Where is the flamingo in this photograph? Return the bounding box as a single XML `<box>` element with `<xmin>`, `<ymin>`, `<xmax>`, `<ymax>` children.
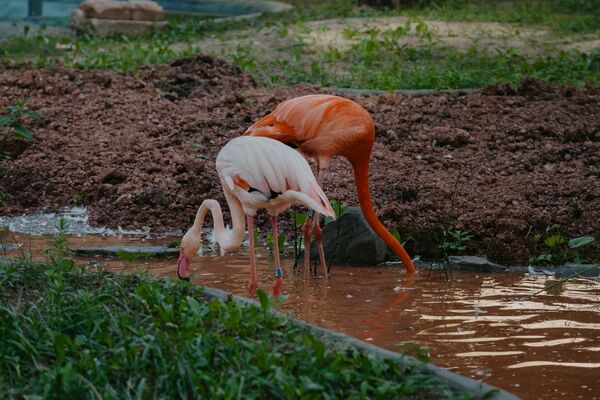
<box><xmin>177</xmin><ymin>136</ymin><xmax>336</xmax><ymax>296</ymax></box>
<box><xmin>244</xmin><ymin>94</ymin><xmax>416</xmax><ymax>274</ymax></box>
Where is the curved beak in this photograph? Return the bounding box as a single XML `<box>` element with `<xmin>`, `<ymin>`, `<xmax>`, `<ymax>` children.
<box><xmin>177</xmin><ymin>248</ymin><xmax>190</xmax><ymax>281</ymax></box>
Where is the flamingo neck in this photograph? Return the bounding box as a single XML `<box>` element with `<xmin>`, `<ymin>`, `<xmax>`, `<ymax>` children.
<box><xmin>352</xmin><ymin>155</ymin><xmax>416</xmax><ymax>274</ymax></box>
<box><xmin>194</xmin><ymin>192</ymin><xmax>246</xmax><ymax>252</ymax></box>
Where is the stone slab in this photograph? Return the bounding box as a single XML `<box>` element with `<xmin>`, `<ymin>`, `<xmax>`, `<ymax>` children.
<box><xmin>80</xmin><ymin>0</ymin><xmax>132</xmax><ymax>20</ymax></box>
<box><xmin>80</xmin><ymin>0</ymin><xmax>164</xmax><ymax>21</ymax></box>
<box><xmin>71</xmin><ymin>9</ymin><xmax>167</xmax><ymax>35</ymax></box>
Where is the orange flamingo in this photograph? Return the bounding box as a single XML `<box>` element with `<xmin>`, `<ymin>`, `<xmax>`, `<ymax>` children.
<box><xmin>244</xmin><ymin>94</ymin><xmax>416</xmax><ymax>274</ymax></box>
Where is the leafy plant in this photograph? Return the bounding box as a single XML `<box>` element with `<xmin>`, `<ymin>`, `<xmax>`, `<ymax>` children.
<box><xmin>0</xmin><ymin>261</ymin><xmax>468</xmax><ymax>399</ymax></box>
<box><xmin>115</xmin><ymin>250</ymin><xmax>153</xmax><ymax>264</ymax></box>
<box><xmin>396</xmin><ymin>342</ymin><xmax>432</xmax><ymax>364</ymax></box>
<box><xmin>0</xmin><ymin>98</ymin><xmax>40</xmax><ymax>159</ymax></box>
<box><xmin>72</xmin><ymin>191</ymin><xmax>86</xmax><ymax>205</ymax></box>
<box><xmin>167</xmin><ymin>240</ymin><xmax>181</xmax><ymax>248</ymax></box>
<box><xmin>529</xmin><ymin>224</ymin><xmax>596</xmax><ymax>265</ymax></box>
<box><xmin>330</xmin><ymin>199</ymin><xmax>348</xmax><ymax>218</ymax></box>
<box><xmin>253</xmin><ymin>227</ymin><xmax>260</xmax><ymax>243</ymax></box>
<box><xmin>266</xmin><ymin>231</ymin><xmax>286</xmax><ymax>254</ymax></box>
<box><xmin>439</xmin><ymin>229</ymin><xmax>473</xmax><ymax>254</ymax></box>
<box><xmin>387</xmin><ymin>231</ymin><xmax>415</xmax><ymax>261</ymax></box>
<box><xmin>44</xmin><ymin>217</ymin><xmax>69</xmax><ymax>264</ymax></box>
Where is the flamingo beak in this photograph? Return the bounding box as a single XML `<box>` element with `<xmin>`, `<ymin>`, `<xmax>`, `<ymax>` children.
<box><xmin>177</xmin><ymin>248</ymin><xmax>190</xmax><ymax>281</ymax></box>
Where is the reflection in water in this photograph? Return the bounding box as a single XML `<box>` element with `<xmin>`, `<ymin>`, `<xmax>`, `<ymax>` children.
<box><xmin>3</xmin><ymin>233</ymin><xmax>600</xmax><ymax>400</ymax></box>
<box><xmin>520</xmin><ymin>320</ymin><xmax>600</xmax><ymax>330</ymax></box>
<box><xmin>456</xmin><ymin>351</ymin><xmax>524</xmax><ymax>357</ymax></box>
<box><xmin>508</xmin><ymin>361</ymin><xmax>600</xmax><ymax>369</ymax></box>
<box><xmin>523</xmin><ymin>338</ymin><xmax>587</xmax><ymax>347</ymax></box>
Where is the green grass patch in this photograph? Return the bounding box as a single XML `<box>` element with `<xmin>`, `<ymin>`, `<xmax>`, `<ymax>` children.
<box><xmin>0</xmin><ymin>260</ymin><xmax>473</xmax><ymax>399</ymax></box>
<box><xmin>228</xmin><ymin>42</ymin><xmax>600</xmax><ymax>90</ymax></box>
<box><xmin>1</xmin><ymin>1</ymin><xmax>598</xmax><ymax>89</ymax></box>
<box><xmin>401</xmin><ymin>0</ymin><xmax>600</xmax><ymax>36</ymax></box>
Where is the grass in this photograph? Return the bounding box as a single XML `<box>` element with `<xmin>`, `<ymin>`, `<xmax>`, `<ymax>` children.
<box><xmin>402</xmin><ymin>0</ymin><xmax>600</xmax><ymax>36</ymax></box>
<box><xmin>228</xmin><ymin>40</ymin><xmax>600</xmax><ymax>90</ymax></box>
<box><xmin>0</xmin><ymin>1</ymin><xmax>599</xmax><ymax>89</ymax></box>
<box><xmin>0</xmin><ymin>259</ymin><xmax>474</xmax><ymax>399</ymax></box>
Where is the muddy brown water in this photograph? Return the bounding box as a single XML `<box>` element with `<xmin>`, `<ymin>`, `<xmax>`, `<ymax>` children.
<box><xmin>4</xmin><ymin>233</ymin><xmax>600</xmax><ymax>400</ymax></box>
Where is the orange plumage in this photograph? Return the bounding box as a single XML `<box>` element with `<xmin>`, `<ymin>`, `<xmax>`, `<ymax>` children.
<box><xmin>245</xmin><ymin>94</ymin><xmax>416</xmax><ymax>274</ymax></box>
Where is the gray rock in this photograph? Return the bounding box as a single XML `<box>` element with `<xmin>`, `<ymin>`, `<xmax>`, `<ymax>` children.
<box><xmin>70</xmin><ymin>9</ymin><xmax>168</xmax><ymax>35</ymax></box>
<box><xmin>70</xmin><ymin>245</ymin><xmax>178</xmax><ymax>258</ymax></box>
<box><xmin>308</xmin><ymin>207</ymin><xmax>387</xmax><ymax>266</ymax></box>
<box><xmin>447</xmin><ymin>255</ymin><xmax>506</xmax><ymax>272</ymax></box>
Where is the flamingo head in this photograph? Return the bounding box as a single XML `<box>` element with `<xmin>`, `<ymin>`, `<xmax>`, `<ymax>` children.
<box><xmin>177</xmin><ymin>228</ymin><xmax>201</xmax><ymax>281</ymax></box>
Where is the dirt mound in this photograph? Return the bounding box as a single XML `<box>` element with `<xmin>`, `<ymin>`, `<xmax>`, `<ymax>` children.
<box><xmin>1</xmin><ymin>56</ymin><xmax>599</xmax><ymax>265</ymax></box>
<box><xmin>140</xmin><ymin>54</ymin><xmax>256</xmax><ymax>100</ymax></box>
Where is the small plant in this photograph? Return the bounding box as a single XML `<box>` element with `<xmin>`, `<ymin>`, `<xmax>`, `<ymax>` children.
<box><xmin>529</xmin><ymin>224</ymin><xmax>596</xmax><ymax>265</ymax></box>
<box><xmin>266</xmin><ymin>231</ymin><xmax>286</xmax><ymax>254</ymax></box>
<box><xmin>0</xmin><ymin>98</ymin><xmax>40</xmax><ymax>159</ymax></box>
<box><xmin>116</xmin><ymin>250</ymin><xmax>152</xmax><ymax>265</ymax></box>
<box><xmin>325</xmin><ymin>199</ymin><xmax>347</xmax><ymax>225</ymax></box>
<box><xmin>72</xmin><ymin>191</ymin><xmax>86</xmax><ymax>205</ymax></box>
<box><xmin>256</xmin><ymin>288</ymin><xmax>288</xmax><ymax>312</ymax></box>
<box><xmin>439</xmin><ymin>229</ymin><xmax>473</xmax><ymax>255</ymax></box>
<box><xmin>44</xmin><ymin>217</ymin><xmax>73</xmax><ymax>269</ymax></box>
<box><xmin>396</xmin><ymin>342</ymin><xmax>432</xmax><ymax>364</ymax></box>
<box><xmin>387</xmin><ymin>231</ymin><xmax>415</xmax><ymax>261</ymax></box>
<box><xmin>167</xmin><ymin>240</ymin><xmax>181</xmax><ymax>248</ymax></box>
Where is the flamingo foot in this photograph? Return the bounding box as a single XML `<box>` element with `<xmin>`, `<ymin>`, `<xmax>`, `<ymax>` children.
<box><xmin>247</xmin><ymin>279</ymin><xmax>258</xmax><ymax>296</ymax></box>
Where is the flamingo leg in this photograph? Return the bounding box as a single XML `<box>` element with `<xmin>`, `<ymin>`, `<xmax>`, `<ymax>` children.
<box><xmin>302</xmin><ymin>216</ymin><xmax>312</xmax><ymax>281</ymax></box>
<box><xmin>271</xmin><ymin>215</ymin><xmax>284</xmax><ymax>297</ymax></box>
<box><xmin>313</xmin><ymin>167</ymin><xmax>328</xmax><ymax>277</ymax></box>
<box><xmin>246</xmin><ymin>215</ymin><xmax>258</xmax><ymax>295</ymax></box>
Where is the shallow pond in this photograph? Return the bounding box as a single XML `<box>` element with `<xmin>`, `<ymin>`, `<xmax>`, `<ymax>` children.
<box><xmin>3</xmin><ymin>232</ymin><xmax>600</xmax><ymax>400</ymax></box>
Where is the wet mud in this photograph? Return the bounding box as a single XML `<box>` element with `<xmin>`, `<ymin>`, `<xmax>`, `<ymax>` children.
<box><xmin>4</xmin><ymin>233</ymin><xmax>600</xmax><ymax>399</ymax></box>
<box><xmin>1</xmin><ymin>55</ymin><xmax>600</xmax><ymax>264</ymax></box>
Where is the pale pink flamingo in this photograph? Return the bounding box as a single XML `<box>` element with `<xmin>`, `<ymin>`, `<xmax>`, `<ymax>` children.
<box><xmin>177</xmin><ymin>136</ymin><xmax>336</xmax><ymax>296</ymax></box>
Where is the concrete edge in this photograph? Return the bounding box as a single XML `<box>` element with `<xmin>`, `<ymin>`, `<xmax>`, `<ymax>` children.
<box><xmin>200</xmin><ymin>285</ymin><xmax>520</xmax><ymax>400</ymax></box>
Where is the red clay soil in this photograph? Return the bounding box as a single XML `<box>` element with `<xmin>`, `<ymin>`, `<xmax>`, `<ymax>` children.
<box><xmin>1</xmin><ymin>55</ymin><xmax>599</xmax><ymax>265</ymax></box>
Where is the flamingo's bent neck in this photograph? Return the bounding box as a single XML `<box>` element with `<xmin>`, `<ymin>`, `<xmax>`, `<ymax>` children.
<box><xmin>351</xmin><ymin>154</ymin><xmax>416</xmax><ymax>274</ymax></box>
<box><xmin>193</xmin><ymin>190</ymin><xmax>246</xmax><ymax>252</ymax></box>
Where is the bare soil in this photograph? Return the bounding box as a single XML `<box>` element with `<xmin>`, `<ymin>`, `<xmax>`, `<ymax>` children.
<box><xmin>1</xmin><ymin>55</ymin><xmax>599</xmax><ymax>265</ymax></box>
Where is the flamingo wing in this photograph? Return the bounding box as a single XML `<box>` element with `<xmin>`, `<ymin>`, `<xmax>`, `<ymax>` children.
<box><xmin>217</xmin><ymin>137</ymin><xmax>334</xmax><ymax>217</ymax></box>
